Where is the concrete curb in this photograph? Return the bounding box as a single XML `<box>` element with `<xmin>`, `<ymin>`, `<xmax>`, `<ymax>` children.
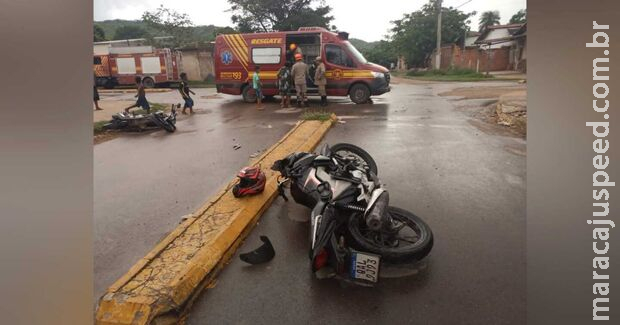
<box><xmin>99</xmin><ymin>89</ymin><xmax>172</xmax><ymax>94</ymax></box>
<box><xmin>95</xmin><ymin>116</ymin><xmax>336</xmax><ymax>325</ymax></box>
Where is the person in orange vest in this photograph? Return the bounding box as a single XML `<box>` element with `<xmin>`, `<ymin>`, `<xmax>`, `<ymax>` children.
<box><xmin>291</xmin><ymin>53</ymin><xmax>309</xmax><ymax>107</ymax></box>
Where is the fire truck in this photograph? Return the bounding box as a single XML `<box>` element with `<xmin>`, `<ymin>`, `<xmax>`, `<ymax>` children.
<box><xmin>214</xmin><ymin>27</ymin><xmax>390</xmax><ymax>104</ymax></box>
<box><xmin>93</xmin><ymin>45</ymin><xmax>181</xmax><ymax>88</ymax></box>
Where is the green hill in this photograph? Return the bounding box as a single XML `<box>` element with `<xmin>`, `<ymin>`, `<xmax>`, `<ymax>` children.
<box><xmin>94</xmin><ymin>19</ymin><xmax>236</xmax><ymax>42</ymax></box>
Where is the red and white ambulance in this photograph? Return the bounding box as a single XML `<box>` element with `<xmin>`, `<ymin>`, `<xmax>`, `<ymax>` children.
<box><xmin>214</xmin><ymin>27</ymin><xmax>390</xmax><ymax>104</ymax></box>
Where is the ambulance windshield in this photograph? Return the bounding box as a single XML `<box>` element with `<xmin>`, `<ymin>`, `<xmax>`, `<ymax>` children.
<box><xmin>344</xmin><ymin>41</ymin><xmax>368</xmax><ymax>64</ymax></box>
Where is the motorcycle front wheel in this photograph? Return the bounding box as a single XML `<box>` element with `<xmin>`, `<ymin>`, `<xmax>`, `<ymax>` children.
<box><xmin>347</xmin><ymin>206</ymin><xmax>433</xmax><ymax>263</ymax></box>
<box><xmin>152</xmin><ymin>115</ymin><xmax>176</xmax><ymax>133</ymax></box>
<box><xmin>329</xmin><ymin>143</ymin><xmax>378</xmax><ymax>175</ymax></box>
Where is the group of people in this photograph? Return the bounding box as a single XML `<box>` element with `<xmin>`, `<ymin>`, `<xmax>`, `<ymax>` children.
<box><xmin>95</xmin><ymin>52</ymin><xmax>328</xmax><ymax>113</ymax></box>
<box><xmin>94</xmin><ymin>73</ymin><xmax>196</xmax><ymax>115</ymax></box>
<box><xmin>252</xmin><ymin>52</ymin><xmax>328</xmax><ymax>110</ymax></box>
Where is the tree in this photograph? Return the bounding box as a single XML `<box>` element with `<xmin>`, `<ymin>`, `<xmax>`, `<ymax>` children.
<box><xmin>390</xmin><ymin>0</ymin><xmax>474</xmax><ymax>67</ymax></box>
<box><xmin>478</xmin><ymin>11</ymin><xmax>500</xmax><ymax>31</ymax></box>
<box><xmin>509</xmin><ymin>9</ymin><xmax>526</xmax><ymax>24</ymax></box>
<box><xmin>94</xmin><ymin>24</ymin><xmax>106</xmax><ymax>42</ymax></box>
<box><xmin>227</xmin><ymin>0</ymin><xmax>335</xmax><ymax>32</ymax></box>
<box><xmin>113</xmin><ymin>25</ymin><xmax>150</xmax><ymax>40</ymax></box>
<box><xmin>364</xmin><ymin>40</ymin><xmax>398</xmax><ymax>69</ymax></box>
<box><xmin>142</xmin><ymin>5</ymin><xmax>194</xmax><ymax>47</ymax></box>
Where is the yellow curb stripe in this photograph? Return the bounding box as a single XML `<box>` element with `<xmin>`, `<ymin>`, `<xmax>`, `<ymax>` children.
<box><xmin>95</xmin><ymin>115</ymin><xmax>337</xmax><ymax>325</ymax></box>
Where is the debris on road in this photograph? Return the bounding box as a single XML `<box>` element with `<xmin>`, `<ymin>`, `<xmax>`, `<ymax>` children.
<box><xmin>233</xmin><ymin>144</ymin><xmax>242</xmax><ymax>150</ymax></box>
<box><xmin>249</xmin><ymin>149</ymin><xmax>265</xmax><ymax>158</ymax></box>
<box><xmin>239</xmin><ymin>236</ymin><xmax>275</xmax><ymax>265</ymax></box>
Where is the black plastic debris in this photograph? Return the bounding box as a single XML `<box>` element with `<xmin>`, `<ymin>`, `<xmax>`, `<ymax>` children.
<box><xmin>239</xmin><ymin>236</ymin><xmax>275</xmax><ymax>265</ymax></box>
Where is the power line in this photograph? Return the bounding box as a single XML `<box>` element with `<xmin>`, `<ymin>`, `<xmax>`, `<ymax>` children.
<box><xmin>455</xmin><ymin>0</ymin><xmax>473</xmax><ymax>9</ymax></box>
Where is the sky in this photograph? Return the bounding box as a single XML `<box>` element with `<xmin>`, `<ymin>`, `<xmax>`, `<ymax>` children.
<box><xmin>94</xmin><ymin>0</ymin><xmax>526</xmax><ymax>42</ymax></box>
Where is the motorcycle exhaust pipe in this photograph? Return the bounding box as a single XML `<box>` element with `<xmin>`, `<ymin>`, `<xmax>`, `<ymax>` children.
<box><xmin>365</xmin><ymin>191</ymin><xmax>389</xmax><ymax>231</ymax></box>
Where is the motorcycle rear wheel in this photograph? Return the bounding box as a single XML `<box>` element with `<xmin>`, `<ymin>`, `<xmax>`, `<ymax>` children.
<box><xmin>329</xmin><ymin>143</ymin><xmax>378</xmax><ymax>175</ymax></box>
<box><xmin>347</xmin><ymin>206</ymin><xmax>433</xmax><ymax>263</ymax></box>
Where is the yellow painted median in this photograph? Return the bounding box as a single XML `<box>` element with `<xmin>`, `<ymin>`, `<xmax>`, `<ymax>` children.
<box><xmin>96</xmin><ymin>116</ymin><xmax>336</xmax><ymax>325</ymax></box>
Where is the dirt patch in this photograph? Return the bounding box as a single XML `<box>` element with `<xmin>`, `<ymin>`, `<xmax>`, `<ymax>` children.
<box><xmin>441</xmin><ymin>85</ymin><xmax>527</xmax><ymax>138</ymax></box>
<box><xmin>94</xmin><ymin>131</ymin><xmax>121</xmax><ymax>145</ymax></box>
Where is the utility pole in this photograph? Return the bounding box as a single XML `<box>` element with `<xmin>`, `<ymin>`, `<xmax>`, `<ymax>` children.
<box><xmin>434</xmin><ymin>0</ymin><xmax>442</xmax><ymax>70</ymax></box>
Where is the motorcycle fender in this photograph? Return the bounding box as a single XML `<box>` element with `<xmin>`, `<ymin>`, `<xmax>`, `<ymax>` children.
<box><xmin>310</xmin><ymin>201</ymin><xmax>326</xmax><ymax>248</ymax></box>
<box><xmin>364</xmin><ymin>188</ymin><xmax>386</xmax><ymax>216</ymax></box>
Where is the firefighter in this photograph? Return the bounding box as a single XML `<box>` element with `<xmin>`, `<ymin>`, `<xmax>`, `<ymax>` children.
<box><xmin>314</xmin><ymin>56</ymin><xmax>327</xmax><ymax>106</ymax></box>
<box><xmin>291</xmin><ymin>53</ymin><xmax>309</xmax><ymax>107</ymax></box>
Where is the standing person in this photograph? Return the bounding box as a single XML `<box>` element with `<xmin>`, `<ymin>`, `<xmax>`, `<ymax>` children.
<box><xmin>314</xmin><ymin>56</ymin><xmax>327</xmax><ymax>107</ymax></box>
<box><xmin>178</xmin><ymin>72</ymin><xmax>196</xmax><ymax>114</ymax></box>
<box><xmin>277</xmin><ymin>62</ymin><xmax>292</xmax><ymax>108</ymax></box>
<box><xmin>291</xmin><ymin>53</ymin><xmax>309</xmax><ymax>107</ymax></box>
<box><xmin>124</xmin><ymin>76</ymin><xmax>150</xmax><ymax>114</ymax></box>
<box><xmin>93</xmin><ymin>76</ymin><xmax>103</xmax><ymax>110</ymax></box>
<box><xmin>253</xmin><ymin>65</ymin><xmax>263</xmax><ymax>110</ymax></box>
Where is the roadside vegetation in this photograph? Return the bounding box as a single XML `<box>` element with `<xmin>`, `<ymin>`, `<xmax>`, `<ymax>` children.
<box><xmin>399</xmin><ymin>68</ymin><xmax>493</xmax><ymax>82</ymax></box>
<box><xmin>300</xmin><ymin>110</ymin><xmax>334</xmax><ymax>121</ymax></box>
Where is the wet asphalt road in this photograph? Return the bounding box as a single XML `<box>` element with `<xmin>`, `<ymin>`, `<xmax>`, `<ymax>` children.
<box><xmin>94</xmin><ymin>79</ymin><xmax>526</xmax><ymax>324</ymax></box>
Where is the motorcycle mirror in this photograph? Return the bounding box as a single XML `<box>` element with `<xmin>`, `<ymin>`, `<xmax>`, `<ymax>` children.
<box><xmin>319</xmin><ymin>143</ymin><xmax>331</xmax><ymax>156</ymax></box>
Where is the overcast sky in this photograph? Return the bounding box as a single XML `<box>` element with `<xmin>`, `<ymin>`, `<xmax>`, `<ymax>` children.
<box><xmin>94</xmin><ymin>0</ymin><xmax>526</xmax><ymax>42</ymax></box>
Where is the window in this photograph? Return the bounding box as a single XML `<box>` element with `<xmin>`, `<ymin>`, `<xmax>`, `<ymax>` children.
<box><xmin>325</xmin><ymin>44</ymin><xmax>355</xmax><ymax>68</ymax></box>
<box><xmin>140</xmin><ymin>57</ymin><xmax>162</xmax><ymax>74</ymax></box>
<box><xmin>116</xmin><ymin>57</ymin><xmax>136</xmax><ymax>74</ymax></box>
<box><xmin>252</xmin><ymin>47</ymin><xmax>281</xmax><ymax>64</ymax></box>
<box><xmin>94</xmin><ymin>57</ymin><xmax>102</xmax><ymax>65</ymax></box>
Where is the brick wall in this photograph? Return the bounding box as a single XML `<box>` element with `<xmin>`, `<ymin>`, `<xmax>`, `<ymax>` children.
<box><xmin>431</xmin><ymin>45</ymin><xmax>511</xmax><ymax>72</ymax></box>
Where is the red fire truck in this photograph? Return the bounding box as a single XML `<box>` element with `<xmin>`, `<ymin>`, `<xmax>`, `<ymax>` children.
<box><xmin>214</xmin><ymin>27</ymin><xmax>390</xmax><ymax>104</ymax></box>
<box><xmin>94</xmin><ymin>46</ymin><xmax>181</xmax><ymax>88</ymax></box>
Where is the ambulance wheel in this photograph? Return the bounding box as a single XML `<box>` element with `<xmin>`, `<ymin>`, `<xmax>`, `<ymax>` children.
<box><xmin>142</xmin><ymin>77</ymin><xmax>155</xmax><ymax>88</ymax></box>
<box><xmin>349</xmin><ymin>83</ymin><xmax>370</xmax><ymax>104</ymax></box>
<box><xmin>242</xmin><ymin>85</ymin><xmax>257</xmax><ymax>103</ymax></box>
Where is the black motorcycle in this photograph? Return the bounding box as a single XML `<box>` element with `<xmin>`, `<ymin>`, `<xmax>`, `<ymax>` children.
<box><xmin>104</xmin><ymin>106</ymin><xmax>177</xmax><ymax>133</ymax></box>
<box><xmin>271</xmin><ymin>143</ymin><xmax>433</xmax><ymax>285</ymax></box>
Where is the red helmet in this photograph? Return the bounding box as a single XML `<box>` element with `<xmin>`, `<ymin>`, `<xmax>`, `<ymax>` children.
<box><xmin>294</xmin><ymin>53</ymin><xmax>303</xmax><ymax>61</ymax></box>
<box><xmin>233</xmin><ymin>166</ymin><xmax>266</xmax><ymax>198</ymax></box>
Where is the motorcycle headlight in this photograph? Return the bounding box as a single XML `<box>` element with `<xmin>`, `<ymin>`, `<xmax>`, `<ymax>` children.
<box><xmin>371</xmin><ymin>71</ymin><xmax>384</xmax><ymax>78</ymax></box>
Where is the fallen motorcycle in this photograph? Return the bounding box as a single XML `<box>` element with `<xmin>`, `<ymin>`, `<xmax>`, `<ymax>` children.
<box><xmin>271</xmin><ymin>143</ymin><xmax>433</xmax><ymax>286</ymax></box>
<box><xmin>103</xmin><ymin>106</ymin><xmax>177</xmax><ymax>133</ymax></box>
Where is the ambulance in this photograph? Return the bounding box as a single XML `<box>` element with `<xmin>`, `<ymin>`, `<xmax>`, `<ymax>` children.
<box><xmin>214</xmin><ymin>27</ymin><xmax>390</xmax><ymax>104</ymax></box>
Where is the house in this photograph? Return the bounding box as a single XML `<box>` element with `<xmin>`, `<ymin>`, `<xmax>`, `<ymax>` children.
<box><xmin>430</xmin><ymin>23</ymin><xmax>527</xmax><ymax>72</ymax></box>
<box><xmin>474</xmin><ymin>23</ymin><xmax>526</xmax><ymax>72</ymax></box>
<box><xmin>474</xmin><ymin>23</ymin><xmax>524</xmax><ymax>49</ymax></box>
<box><xmin>464</xmin><ymin>31</ymin><xmax>481</xmax><ymax>48</ymax></box>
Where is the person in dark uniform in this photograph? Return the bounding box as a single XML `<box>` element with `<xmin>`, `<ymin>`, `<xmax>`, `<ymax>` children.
<box><xmin>124</xmin><ymin>76</ymin><xmax>150</xmax><ymax>114</ymax></box>
<box><xmin>94</xmin><ymin>76</ymin><xmax>102</xmax><ymax>110</ymax></box>
<box><xmin>178</xmin><ymin>72</ymin><xmax>196</xmax><ymax>114</ymax></box>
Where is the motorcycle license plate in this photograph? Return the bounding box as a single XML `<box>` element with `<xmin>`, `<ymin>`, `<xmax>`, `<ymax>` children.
<box><xmin>350</xmin><ymin>251</ymin><xmax>380</xmax><ymax>283</ymax></box>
